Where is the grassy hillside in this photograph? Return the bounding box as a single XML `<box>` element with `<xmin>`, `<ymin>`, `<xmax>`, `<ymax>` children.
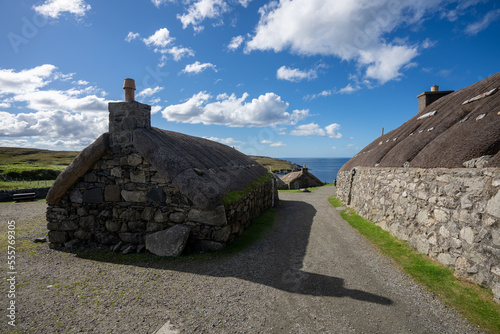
<box><xmin>249</xmin><ymin>156</ymin><xmax>300</xmax><ymax>173</ymax></box>
<box><xmin>0</xmin><ymin>147</ymin><xmax>78</xmax><ymax>181</ymax></box>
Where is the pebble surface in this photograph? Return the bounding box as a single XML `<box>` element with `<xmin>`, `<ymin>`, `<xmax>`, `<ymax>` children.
<box><xmin>0</xmin><ymin>188</ymin><xmax>485</xmax><ymax>333</ymax></box>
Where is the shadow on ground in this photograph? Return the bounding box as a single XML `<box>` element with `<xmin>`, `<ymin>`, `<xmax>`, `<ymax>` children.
<box><xmin>75</xmin><ymin>199</ymin><xmax>392</xmax><ymax>306</ymax></box>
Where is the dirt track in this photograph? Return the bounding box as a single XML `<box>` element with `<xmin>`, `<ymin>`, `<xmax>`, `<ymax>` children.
<box><xmin>0</xmin><ymin>187</ymin><xmax>483</xmax><ymax>333</ymax></box>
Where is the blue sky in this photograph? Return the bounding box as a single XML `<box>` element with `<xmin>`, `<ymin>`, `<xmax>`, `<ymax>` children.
<box><xmin>0</xmin><ymin>0</ymin><xmax>499</xmax><ymax>158</ymax></box>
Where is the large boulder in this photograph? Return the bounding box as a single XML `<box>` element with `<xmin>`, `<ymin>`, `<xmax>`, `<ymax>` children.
<box><xmin>145</xmin><ymin>225</ymin><xmax>191</xmax><ymax>256</ymax></box>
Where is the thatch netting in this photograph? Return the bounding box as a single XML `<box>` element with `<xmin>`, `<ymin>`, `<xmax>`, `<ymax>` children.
<box><xmin>340</xmin><ymin>72</ymin><xmax>500</xmax><ymax>172</ymax></box>
<box><xmin>133</xmin><ymin>127</ymin><xmax>268</xmax><ymax>209</ymax></box>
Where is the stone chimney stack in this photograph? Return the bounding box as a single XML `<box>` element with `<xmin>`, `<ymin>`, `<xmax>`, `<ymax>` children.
<box><xmin>108</xmin><ymin>78</ymin><xmax>151</xmax><ymax>147</ymax></box>
<box><xmin>417</xmin><ymin>85</ymin><xmax>454</xmax><ymax>113</ymax></box>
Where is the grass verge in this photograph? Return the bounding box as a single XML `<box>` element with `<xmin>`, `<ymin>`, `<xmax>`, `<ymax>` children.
<box><xmin>329</xmin><ymin>195</ymin><xmax>500</xmax><ymax>334</ymax></box>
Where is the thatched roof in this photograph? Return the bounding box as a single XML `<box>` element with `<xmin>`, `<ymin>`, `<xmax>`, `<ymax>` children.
<box><xmin>133</xmin><ymin>127</ymin><xmax>267</xmax><ymax>209</ymax></box>
<box><xmin>340</xmin><ymin>72</ymin><xmax>500</xmax><ymax>172</ymax></box>
<box><xmin>280</xmin><ymin>169</ymin><xmax>323</xmax><ymax>186</ymax></box>
<box><xmin>47</xmin><ymin>127</ymin><xmax>267</xmax><ymax>209</ymax></box>
<box><xmin>46</xmin><ymin>134</ymin><xmax>108</xmax><ymax>204</ymax></box>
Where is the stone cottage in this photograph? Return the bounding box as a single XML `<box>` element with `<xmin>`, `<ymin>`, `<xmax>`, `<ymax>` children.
<box><xmin>46</xmin><ymin>79</ymin><xmax>278</xmax><ymax>255</ymax></box>
<box><xmin>280</xmin><ymin>166</ymin><xmax>324</xmax><ymax>189</ymax></box>
<box><xmin>336</xmin><ymin>72</ymin><xmax>500</xmax><ymax>301</ymax></box>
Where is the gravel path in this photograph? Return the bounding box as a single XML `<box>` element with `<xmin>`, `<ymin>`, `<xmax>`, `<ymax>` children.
<box><xmin>0</xmin><ymin>188</ymin><xmax>484</xmax><ymax>333</ymax></box>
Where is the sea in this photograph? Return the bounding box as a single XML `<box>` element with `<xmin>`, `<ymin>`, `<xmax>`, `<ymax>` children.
<box><xmin>281</xmin><ymin>157</ymin><xmax>351</xmax><ymax>184</ymax></box>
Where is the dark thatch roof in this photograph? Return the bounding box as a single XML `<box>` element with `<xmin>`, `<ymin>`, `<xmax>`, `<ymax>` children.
<box><xmin>280</xmin><ymin>169</ymin><xmax>323</xmax><ymax>186</ymax></box>
<box><xmin>47</xmin><ymin>127</ymin><xmax>268</xmax><ymax>209</ymax></box>
<box><xmin>340</xmin><ymin>72</ymin><xmax>500</xmax><ymax>172</ymax></box>
<box><xmin>133</xmin><ymin>127</ymin><xmax>267</xmax><ymax>209</ymax></box>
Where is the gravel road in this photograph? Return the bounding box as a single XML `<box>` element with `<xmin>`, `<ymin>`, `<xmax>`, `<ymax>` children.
<box><xmin>0</xmin><ymin>187</ymin><xmax>485</xmax><ymax>333</ymax></box>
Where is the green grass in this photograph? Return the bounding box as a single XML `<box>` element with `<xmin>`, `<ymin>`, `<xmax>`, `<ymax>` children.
<box><xmin>0</xmin><ymin>147</ymin><xmax>77</xmax><ymax>182</ymax></box>
<box><xmin>221</xmin><ymin>173</ymin><xmax>273</xmax><ymax>206</ymax></box>
<box><xmin>329</xmin><ymin>195</ymin><xmax>500</xmax><ymax>334</ymax></box>
<box><xmin>327</xmin><ymin>195</ymin><xmax>344</xmax><ymax>207</ymax></box>
<box><xmin>218</xmin><ymin>208</ymin><xmax>277</xmax><ymax>255</ymax></box>
<box><xmin>249</xmin><ymin>156</ymin><xmax>298</xmax><ymax>173</ymax></box>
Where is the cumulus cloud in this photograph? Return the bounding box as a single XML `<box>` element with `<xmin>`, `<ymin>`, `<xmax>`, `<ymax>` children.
<box><xmin>0</xmin><ymin>64</ymin><xmax>56</xmax><ymax>94</ymax></box>
<box><xmin>228</xmin><ymin>35</ymin><xmax>244</xmax><ymax>50</ymax></box>
<box><xmin>33</xmin><ymin>0</ymin><xmax>91</xmax><ymax>18</ymax></box>
<box><xmin>0</xmin><ymin>110</ymin><xmax>107</xmax><ymax>139</ymax></box>
<box><xmin>162</xmin><ymin>91</ymin><xmax>308</xmax><ymax>127</ymax></box>
<box><xmin>126</xmin><ymin>29</ymin><xmax>195</xmax><ymax>66</ymax></box>
<box><xmin>245</xmin><ymin>0</ymin><xmax>452</xmax><ymax>84</ymax></box>
<box><xmin>276</xmin><ymin>66</ymin><xmax>317</xmax><ymax>82</ymax></box>
<box><xmin>290</xmin><ymin>122</ymin><xmax>342</xmax><ymax>138</ymax></box>
<box><xmin>0</xmin><ymin>65</ymin><xmax>110</xmax><ymax>148</ymax></box>
<box><xmin>143</xmin><ymin>28</ymin><xmax>173</xmax><ymax>48</ymax></box>
<box><xmin>137</xmin><ymin>86</ymin><xmax>164</xmax><ymax>98</ymax></box>
<box><xmin>178</xmin><ymin>0</ymin><xmax>229</xmax><ymax>32</ymax></box>
<box><xmin>182</xmin><ymin>61</ymin><xmax>217</xmax><ymax>74</ymax></box>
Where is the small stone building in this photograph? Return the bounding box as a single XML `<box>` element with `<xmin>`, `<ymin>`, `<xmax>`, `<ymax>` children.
<box><xmin>280</xmin><ymin>166</ymin><xmax>324</xmax><ymax>189</ymax></box>
<box><xmin>46</xmin><ymin>82</ymin><xmax>278</xmax><ymax>255</ymax></box>
<box><xmin>336</xmin><ymin>72</ymin><xmax>500</xmax><ymax>301</ymax></box>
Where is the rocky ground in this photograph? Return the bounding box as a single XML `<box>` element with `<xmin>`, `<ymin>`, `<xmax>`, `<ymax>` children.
<box><xmin>0</xmin><ymin>188</ymin><xmax>485</xmax><ymax>333</ymax></box>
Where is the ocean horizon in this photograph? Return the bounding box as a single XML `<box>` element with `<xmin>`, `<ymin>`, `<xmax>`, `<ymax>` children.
<box><xmin>280</xmin><ymin>157</ymin><xmax>351</xmax><ymax>184</ymax></box>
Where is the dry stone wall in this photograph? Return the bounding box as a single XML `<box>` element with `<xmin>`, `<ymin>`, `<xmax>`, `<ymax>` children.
<box><xmin>46</xmin><ymin>143</ymin><xmax>277</xmax><ymax>254</ymax></box>
<box><xmin>337</xmin><ymin>167</ymin><xmax>500</xmax><ymax>302</ymax></box>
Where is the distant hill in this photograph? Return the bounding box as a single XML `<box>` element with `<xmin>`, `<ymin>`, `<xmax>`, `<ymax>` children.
<box><xmin>0</xmin><ymin>147</ymin><xmax>296</xmax><ymax>180</ymax></box>
<box><xmin>0</xmin><ymin>147</ymin><xmax>78</xmax><ymax>180</ymax></box>
<box><xmin>249</xmin><ymin>156</ymin><xmax>300</xmax><ymax>173</ymax></box>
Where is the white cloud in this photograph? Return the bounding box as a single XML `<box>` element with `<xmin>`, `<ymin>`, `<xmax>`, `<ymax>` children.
<box><xmin>0</xmin><ymin>64</ymin><xmax>56</xmax><ymax>94</ymax></box>
<box><xmin>290</xmin><ymin>122</ymin><xmax>342</xmax><ymax>138</ymax></box>
<box><xmin>0</xmin><ymin>110</ymin><xmax>107</xmax><ymax>139</ymax></box>
<box><xmin>245</xmin><ymin>0</ymin><xmax>450</xmax><ymax>84</ymax></box>
<box><xmin>0</xmin><ymin>65</ymin><xmax>110</xmax><ymax>147</ymax></box>
<box><xmin>125</xmin><ymin>32</ymin><xmax>140</xmax><ymax>42</ymax></box>
<box><xmin>305</xmin><ymin>83</ymin><xmax>360</xmax><ymax>100</ymax></box>
<box><xmin>164</xmin><ymin>46</ymin><xmax>195</xmax><ymax>61</ymax></box>
<box><xmin>276</xmin><ymin>66</ymin><xmax>317</xmax><ymax>82</ymax></box>
<box><xmin>465</xmin><ymin>9</ymin><xmax>500</xmax><ymax>35</ymax></box>
<box><xmin>143</xmin><ymin>28</ymin><xmax>173</xmax><ymax>48</ymax></box>
<box><xmin>33</xmin><ymin>0</ymin><xmax>91</xmax><ymax>18</ymax></box>
<box><xmin>337</xmin><ymin>83</ymin><xmax>359</xmax><ymax>94</ymax></box>
<box><xmin>151</xmin><ymin>0</ymin><xmax>175</xmax><ymax>8</ymax></box>
<box><xmin>228</xmin><ymin>35</ymin><xmax>244</xmax><ymax>50</ymax></box>
<box><xmin>178</xmin><ymin>0</ymin><xmax>229</xmax><ymax>31</ymax></box>
<box><xmin>162</xmin><ymin>91</ymin><xmax>308</xmax><ymax>127</ymax></box>
<box><xmin>205</xmin><ymin>136</ymin><xmax>241</xmax><ymax>145</ymax></box>
<box><xmin>129</xmin><ymin>30</ymin><xmax>194</xmax><ymax>66</ymax></box>
<box><xmin>151</xmin><ymin>105</ymin><xmax>163</xmax><ymax>114</ymax></box>
<box><xmin>261</xmin><ymin>140</ymin><xmax>286</xmax><ymax>147</ymax></box>
<box><xmin>359</xmin><ymin>44</ymin><xmax>418</xmax><ymax>84</ymax></box>
<box><xmin>182</xmin><ymin>61</ymin><xmax>217</xmax><ymax>74</ymax></box>
<box><xmin>324</xmin><ymin>123</ymin><xmax>342</xmax><ymax>139</ymax></box>
<box><xmin>137</xmin><ymin>86</ymin><xmax>164</xmax><ymax>98</ymax></box>
<box><xmin>237</xmin><ymin>0</ymin><xmax>252</xmax><ymax>7</ymax></box>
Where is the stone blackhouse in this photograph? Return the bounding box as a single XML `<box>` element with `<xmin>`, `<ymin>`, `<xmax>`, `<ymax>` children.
<box><xmin>280</xmin><ymin>166</ymin><xmax>324</xmax><ymax>189</ymax></box>
<box><xmin>46</xmin><ymin>79</ymin><xmax>278</xmax><ymax>256</ymax></box>
<box><xmin>337</xmin><ymin>72</ymin><xmax>500</xmax><ymax>302</ymax></box>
